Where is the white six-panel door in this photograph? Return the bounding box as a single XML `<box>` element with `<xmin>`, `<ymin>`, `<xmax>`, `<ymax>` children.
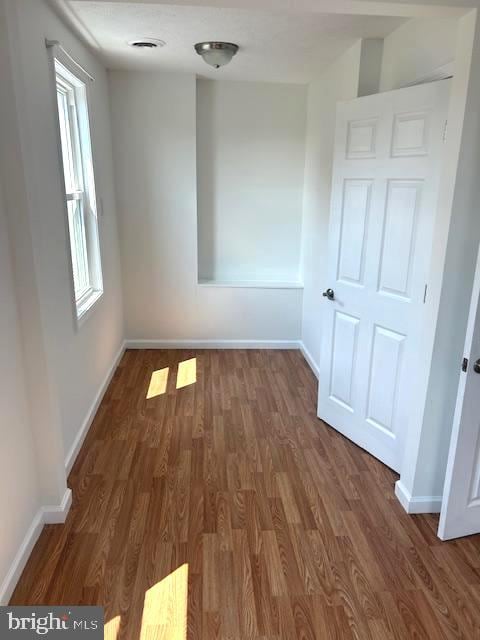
<box><xmin>318</xmin><ymin>81</ymin><xmax>450</xmax><ymax>472</ymax></box>
<box><xmin>438</xmin><ymin>246</ymin><xmax>480</xmax><ymax>540</ymax></box>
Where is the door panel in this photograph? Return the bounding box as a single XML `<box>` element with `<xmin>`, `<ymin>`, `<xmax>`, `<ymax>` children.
<box><xmin>391</xmin><ymin>111</ymin><xmax>430</xmax><ymax>157</ymax></box>
<box><xmin>366</xmin><ymin>325</ymin><xmax>405</xmax><ymax>436</ymax></box>
<box><xmin>346</xmin><ymin>118</ymin><xmax>377</xmax><ymax>158</ymax></box>
<box><xmin>378</xmin><ymin>180</ymin><xmax>422</xmax><ymax>299</ymax></box>
<box><xmin>438</xmin><ymin>246</ymin><xmax>480</xmax><ymax>540</ymax></box>
<box><xmin>338</xmin><ymin>180</ymin><xmax>372</xmax><ymax>285</ymax></box>
<box><xmin>469</xmin><ymin>440</ymin><xmax>480</xmax><ymax>504</ymax></box>
<box><xmin>318</xmin><ymin>81</ymin><xmax>451</xmax><ymax>472</ymax></box>
<box><xmin>329</xmin><ymin>311</ymin><xmax>360</xmax><ymax>411</ymax></box>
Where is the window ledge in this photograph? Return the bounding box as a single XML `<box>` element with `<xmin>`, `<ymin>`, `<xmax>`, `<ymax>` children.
<box><xmin>198</xmin><ymin>279</ymin><xmax>304</xmax><ymax>290</ymax></box>
<box><xmin>76</xmin><ymin>288</ymin><xmax>103</xmax><ymax>327</ymax></box>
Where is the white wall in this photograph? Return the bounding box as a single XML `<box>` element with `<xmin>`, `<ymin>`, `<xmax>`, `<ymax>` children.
<box><xmin>197</xmin><ymin>79</ymin><xmax>307</xmax><ymax>283</ymax></box>
<box><xmin>358</xmin><ymin>38</ymin><xmax>383</xmax><ymax>97</ymax></box>
<box><xmin>300</xmin><ymin>41</ymin><xmax>362</xmax><ymax>370</ymax></box>
<box><xmin>300</xmin><ymin>17</ymin><xmax>459</xmax><ymax>371</ymax></box>
<box><xmin>380</xmin><ymin>17</ymin><xmax>458</xmax><ymax>91</ymax></box>
<box><xmin>0</xmin><ymin>180</ymin><xmax>40</xmax><ymax>599</ymax></box>
<box><xmin>0</xmin><ymin>0</ymin><xmax>61</xmax><ymax>511</ymax></box>
<box><xmin>110</xmin><ymin>71</ymin><xmax>302</xmax><ymax>342</ymax></box>
<box><xmin>0</xmin><ymin>0</ymin><xmax>124</xmax><ymax>599</ymax></box>
<box><xmin>7</xmin><ymin>0</ymin><xmax>124</xmax><ymax>458</ymax></box>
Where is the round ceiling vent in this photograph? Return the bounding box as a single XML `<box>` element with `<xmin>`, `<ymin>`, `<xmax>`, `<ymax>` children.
<box><xmin>127</xmin><ymin>38</ymin><xmax>166</xmax><ymax>49</ymax></box>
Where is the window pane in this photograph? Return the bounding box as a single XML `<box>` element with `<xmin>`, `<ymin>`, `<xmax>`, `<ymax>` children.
<box><xmin>67</xmin><ymin>199</ymin><xmax>90</xmax><ymax>297</ymax></box>
<box><xmin>56</xmin><ymin>87</ymin><xmax>77</xmax><ymax>194</ymax></box>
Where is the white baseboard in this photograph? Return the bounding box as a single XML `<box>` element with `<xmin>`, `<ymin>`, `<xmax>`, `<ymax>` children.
<box><xmin>299</xmin><ymin>342</ymin><xmax>320</xmax><ymax>379</ymax></box>
<box><xmin>1</xmin><ymin>346</ymin><xmax>120</xmax><ymax>603</ymax></box>
<box><xmin>125</xmin><ymin>339</ymin><xmax>302</xmax><ymax>350</ymax></box>
<box><xmin>0</xmin><ymin>488</ymin><xmax>72</xmax><ymax>605</ymax></box>
<box><xmin>395</xmin><ymin>480</ymin><xmax>442</xmax><ymax>514</ymax></box>
<box><xmin>0</xmin><ymin>512</ymin><xmax>43</xmax><ymax>605</ymax></box>
<box><xmin>65</xmin><ymin>341</ymin><xmax>126</xmax><ymax>475</ymax></box>
<box><xmin>43</xmin><ymin>488</ymin><xmax>72</xmax><ymax>524</ymax></box>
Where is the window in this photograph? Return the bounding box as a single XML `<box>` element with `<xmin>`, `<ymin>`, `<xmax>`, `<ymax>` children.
<box><xmin>54</xmin><ymin>58</ymin><xmax>103</xmax><ymax>322</ymax></box>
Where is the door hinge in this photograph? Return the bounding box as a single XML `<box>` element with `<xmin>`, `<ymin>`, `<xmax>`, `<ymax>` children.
<box><xmin>423</xmin><ymin>284</ymin><xmax>428</xmax><ymax>303</ymax></box>
<box><xmin>462</xmin><ymin>357</ymin><xmax>469</xmax><ymax>372</ymax></box>
<box><xmin>443</xmin><ymin>119</ymin><xmax>448</xmax><ymax>142</ymax></box>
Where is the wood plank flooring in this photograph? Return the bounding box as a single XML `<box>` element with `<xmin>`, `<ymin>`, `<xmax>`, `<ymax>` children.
<box><xmin>10</xmin><ymin>349</ymin><xmax>480</xmax><ymax>639</ymax></box>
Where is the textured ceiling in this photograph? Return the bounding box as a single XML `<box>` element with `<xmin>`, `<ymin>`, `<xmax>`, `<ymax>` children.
<box><xmin>67</xmin><ymin>1</ymin><xmax>405</xmax><ymax>83</ymax></box>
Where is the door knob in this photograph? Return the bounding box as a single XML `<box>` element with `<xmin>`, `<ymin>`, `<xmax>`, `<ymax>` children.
<box><xmin>474</xmin><ymin>359</ymin><xmax>480</xmax><ymax>374</ymax></box>
<box><xmin>323</xmin><ymin>288</ymin><xmax>335</xmax><ymax>300</ymax></box>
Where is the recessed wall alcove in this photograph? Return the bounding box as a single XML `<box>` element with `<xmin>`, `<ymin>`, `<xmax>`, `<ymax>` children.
<box><xmin>196</xmin><ymin>78</ymin><xmax>307</xmax><ymax>288</ymax></box>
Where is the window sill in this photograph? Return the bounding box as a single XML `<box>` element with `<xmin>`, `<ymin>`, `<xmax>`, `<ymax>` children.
<box><xmin>198</xmin><ymin>279</ymin><xmax>304</xmax><ymax>290</ymax></box>
<box><xmin>76</xmin><ymin>288</ymin><xmax>103</xmax><ymax>327</ymax></box>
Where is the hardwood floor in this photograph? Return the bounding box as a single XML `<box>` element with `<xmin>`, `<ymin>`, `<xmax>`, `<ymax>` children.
<box><xmin>10</xmin><ymin>349</ymin><xmax>480</xmax><ymax>639</ymax></box>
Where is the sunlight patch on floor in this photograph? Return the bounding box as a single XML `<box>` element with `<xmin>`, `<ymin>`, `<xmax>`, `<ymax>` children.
<box><xmin>176</xmin><ymin>358</ymin><xmax>197</xmax><ymax>389</ymax></box>
<box><xmin>140</xmin><ymin>564</ymin><xmax>188</xmax><ymax>640</ymax></box>
<box><xmin>104</xmin><ymin>615</ymin><xmax>121</xmax><ymax>640</ymax></box>
<box><xmin>146</xmin><ymin>367</ymin><xmax>169</xmax><ymax>399</ymax></box>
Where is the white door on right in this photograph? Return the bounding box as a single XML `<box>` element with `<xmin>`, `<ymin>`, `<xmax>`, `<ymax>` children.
<box><xmin>438</xmin><ymin>246</ymin><xmax>480</xmax><ymax>540</ymax></box>
<box><xmin>318</xmin><ymin>80</ymin><xmax>451</xmax><ymax>472</ymax></box>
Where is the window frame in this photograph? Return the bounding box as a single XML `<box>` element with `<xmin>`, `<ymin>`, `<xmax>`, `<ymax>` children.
<box><xmin>50</xmin><ymin>46</ymin><xmax>103</xmax><ymax>327</ymax></box>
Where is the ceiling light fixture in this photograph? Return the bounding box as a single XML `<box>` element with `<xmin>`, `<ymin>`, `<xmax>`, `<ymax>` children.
<box><xmin>194</xmin><ymin>42</ymin><xmax>239</xmax><ymax>69</ymax></box>
<box><xmin>128</xmin><ymin>38</ymin><xmax>166</xmax><ymax>49</ymax></box>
